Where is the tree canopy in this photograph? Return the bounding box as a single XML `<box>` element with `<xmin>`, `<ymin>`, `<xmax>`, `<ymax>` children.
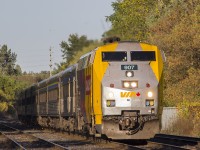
<box><xmin>105</xmin><ymin>0</ymin><xmax>156</xmax><ymax>41</ymax></box>
<box><xmin>0</xmin><ymin>45</ymin><xmax>22</xmax><ymax>75</ymax></box>
<box><xmin>105</xmin><ymin>0</ymin><xmax>200</xmax><ymax>136</ymax></box>
<box><xmin>59</xmin><ymin>34</ymin><xmax>93</xmax><ymax>68</ymax></box>
<box><xmin>0</xmin><ymin>45</ymin><xmax>24</xmax><ymax>113</ymax></box>
<box><xmin>106</xmin><ymin>0</ymin><xmax>200</xmax><ymax>106</ymax></box>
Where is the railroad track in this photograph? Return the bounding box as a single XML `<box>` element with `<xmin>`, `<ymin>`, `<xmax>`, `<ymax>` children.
<box><xmin>1</xmin><ymin>119</ymin><xmax>199</xmax><ymax>150</ymax></box>
<box><xmin>114</xmin><ymin>134</ymin><xmax>200</xmax><ymax>150</ymax></box>
<box><xmin>0</xmin><ymin>119</ymin><xmax>142</xmax><ymax>149</ymax></box>
<box><xmin>147</xmin><ymin>133</ymin><xmax>200</xmax><ymax>150</ymax></box>
<box><xmin>0</xmin><ymin>122</ymin><xmax>68</xmax><ymax>149</ymax></box>
<box><xmin>0</xmin><ymin>128</ymin><xmax>24</xmax><ymax>149</ymax></box>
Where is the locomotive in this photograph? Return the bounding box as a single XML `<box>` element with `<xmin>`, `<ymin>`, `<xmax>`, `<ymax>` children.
<box><xmin>17</xmin><ymin>40</ymin><xmax>165</xmax><ymax>139</ymax></box>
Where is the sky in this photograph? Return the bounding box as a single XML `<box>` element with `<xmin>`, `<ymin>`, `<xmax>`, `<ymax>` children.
<box><xmin>0</xmin><ymin>0</ymin><xmax>114</xmax><ymax>73</ymax></box>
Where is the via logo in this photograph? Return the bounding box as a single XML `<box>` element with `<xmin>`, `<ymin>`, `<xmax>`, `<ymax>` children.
<box><xmin>120</xmin><ymin>92</ymin><xmax>140</xmax><ymax>98</ymax></box>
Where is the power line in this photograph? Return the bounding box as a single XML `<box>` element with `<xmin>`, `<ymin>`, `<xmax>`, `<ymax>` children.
<box><xmin>21</xmin><ymin>64</ymin><xmax>48</xmax><ymax>67</ymax></box>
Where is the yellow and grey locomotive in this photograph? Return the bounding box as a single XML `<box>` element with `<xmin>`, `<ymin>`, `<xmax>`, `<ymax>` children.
<box><xmin>17</xmin><ymin>40</ymin><xmax>165</xmax><ymax>139</ymax></box>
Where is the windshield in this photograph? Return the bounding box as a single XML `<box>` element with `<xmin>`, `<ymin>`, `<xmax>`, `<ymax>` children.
<box><xmin>131</xmin><ymin>51</ymin><xmax>156</xmax><ymax>61</ymax></box>
<box><xmin>102</xmin><ymin>52</ymin><xmax>127</xmax><ymax>61</ymax></box>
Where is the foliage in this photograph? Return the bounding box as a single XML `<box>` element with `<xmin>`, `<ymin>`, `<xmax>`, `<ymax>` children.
<box><xmin>164</xmin><ymin>100</ymin><xmax>200</xmax><ymax>137</ymax></box>
<box><xmin>178</xmin><ymin>100</ymin><xmax>200</xmax><ymax>118</ymax></box>
<box><xmin>107</xmin><ymin>0</ymin><xmax>200</xmax><ymax>137</ymax></box>
<box><xmin>148</xmin><ymin>0</ymin><xmax>200</xmax><ymax>106</ymax></box>
<box><xmin>105</xmin><ymin>0</ymin><xmax>156</xmax><ymax>41</ymax></box>
<box><xmin>107</xmin><ymin>0</ymin><xmax>200</xmax><ymax>106</ymax></box>
<box><xmin>149</xmin><ymin>0</ymin><xmax>200</xmax><ymax>68</ymax></box>
<box><xmin>0</xmin><ymin>70</ymin><xmax>48</xmax><ymax>114</ymax></box>
<box><xmin>0</xmin><ymin>45</ymin><xmax>24</xmax><ymax>113</ymax></box>
<box><xmin>0</xmin><ymin>75</ymin><xmax>26</xmax><ymax>101</ymax></box>
<box><xmin>15</xmin><ymin>65</ymin><xmax>22</xmax><ymax>75</ymax></box>
<box><xmin>60</xmin><ymin>34</ymin><xmax>94</xmax><ymax>69</ymax></box>
<box><xmin>0</xmin><ymin>45</ymin><xmax>22</xmax><ymax>75</ymax></box>
<box><xmin>0</xmin><ymin>102</ymin><xmax>9</xmax><ymax>112</ymax></box>
<box><xmin>67</xmin><ymin>41</ymin><xmax>101</xmax><ymax>66</ymax></box>
<box><xmin>164</xmin><ymin>68</ymin><xmax>200</xmax><ymax>106</ymax></box>
<box><xmin>0</xmin><ymin>75</ymin><xmax>26</xmax><ymax>112</ymax></box>
<box><xmin>54</xmin><ymin>40</ymin><xmax>101</xmax><ymax>74</ymax></box>
<box><xmin>14</xmin><ymin>72</ymin><xmax>50</xmax><ymax>85</ymax></box>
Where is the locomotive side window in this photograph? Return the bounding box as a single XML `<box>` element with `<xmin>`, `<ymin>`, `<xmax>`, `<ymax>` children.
<box><xmin>102</xmin><ymin>52</ymin><xmax>127</xmax><ymax>61</ymax></box>
<box><xmin>131</xmin><ymin>51</ymin><xmax>156</xmax><ymax>61</ymax></box>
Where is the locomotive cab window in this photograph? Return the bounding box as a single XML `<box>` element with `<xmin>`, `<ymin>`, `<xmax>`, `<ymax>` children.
<box><xmin>102</xmin><ymin>52</ymin><xmax>127</xmax><ymax>61</ymax></box>
<box><xmin>131</xmin><ymin>51</ymin><xmax>156</xmax><ymax>61</ymax></box>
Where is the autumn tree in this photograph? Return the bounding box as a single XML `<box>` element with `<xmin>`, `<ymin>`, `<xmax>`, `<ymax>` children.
<box><xmin>105</xmin><ymin>0</ymin><xmax>156</xmax><ymax>41</ymax></box>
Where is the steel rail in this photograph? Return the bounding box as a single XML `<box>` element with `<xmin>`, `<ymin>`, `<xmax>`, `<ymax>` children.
<box><xmin>147</xmin><ymin>140</ymin><xmax>192</xmax><ymax>150</ymax></box>
<box><xmin>0</xmin><ymin>122</ymin><xmax>68</xmax><ymax>150</ymax></box>
<box><xmin>110</xmin><ymin>140</ymin><xmax>147</xmax><ymax>150</ymax></box>
<box><xmin>30</xmin><ymin>134</ymin><xmax>69</xmax><ymax>150</ymax></box>
<box><xmin>155</xmin><ymin>133</ymin><xmax>200</xmax><ymax>144</ymax></box>
<box><xmin>148</xmin><ymin>133</ymin><xmax>200</xmax><ymax>150</ymax></box>
<box><xmin>0</xmin><ymin>128</ymin><xmax>26</xmax><ymax>149</ymax></box>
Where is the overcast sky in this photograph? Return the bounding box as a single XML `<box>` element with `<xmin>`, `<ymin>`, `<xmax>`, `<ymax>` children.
<box><xmin>0</xmin><ymin>0</ymin><xmax>114</xmax><ymax>73</ymax></box>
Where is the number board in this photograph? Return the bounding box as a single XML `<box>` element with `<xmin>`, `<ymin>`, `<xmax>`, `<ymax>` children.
<box><xmin>121</xmin><ymin>65</ymin><xmax>138</xmax><ymax>70</ymax></box>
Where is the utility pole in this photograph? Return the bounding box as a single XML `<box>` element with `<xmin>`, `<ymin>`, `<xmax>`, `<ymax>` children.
<box><xmin>49</xmin><ymin>47</ymin><xmax>52</xmax><ymax>77</ymax></box>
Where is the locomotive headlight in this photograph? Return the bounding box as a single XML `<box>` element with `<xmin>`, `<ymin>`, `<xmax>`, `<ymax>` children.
<box><xmin>123</xmin><ymin>81</ymin><xmax>138</xmax><ymax>88</ymax></box>
<box><xmin>131</xmin><ymin>81</ymin><xmax>137</xmax><ymax>88</ymax></box>
<box><xmin>126</xmin><ymin>71</ymin><xmax>133</xmax><ymax>77</ymax></box>
<box><xmin>123</xmin><ymin>82</ymin><xmax>130</xmax><ymax>88</ymax></box>
<box><xmin>148</xmin><ymin>91</ymin><xmax>153</xmax><ymax>98</ymax></box>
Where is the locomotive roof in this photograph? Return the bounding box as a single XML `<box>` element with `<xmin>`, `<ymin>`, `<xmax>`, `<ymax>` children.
<box><xmin>78</xmin><ymin>41</ymin><xmax>156</xmax><ymax>62</ymax></box>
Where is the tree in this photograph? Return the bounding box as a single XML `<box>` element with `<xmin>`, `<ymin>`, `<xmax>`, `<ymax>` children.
<box><xmin>0</xmin><ymin>75</ymin><xmax>26</xmax><ymax>112</ymax></box>
<box><xmin>14</xmin><ymin>65</ymin><xmax>22</xmax><ymax>75</ymax></box>
<box><xmin>60</xmin><ymin>34</ymin><xmax>93</xmax><ymax>67</ymax></box>
<box><xmin>106</xmin><ymin>0</ymin><xmax>200</xmax><ymax>109</ymax></box>
<box><xmin>105</xmin><ymin>0</ymin><xmax>156</xmax><ymax>41</ymax></box>
<box><xmin>0</xmin><ymin>45</ymin><xmax>20</xmax><ymax>75</ymax></box>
